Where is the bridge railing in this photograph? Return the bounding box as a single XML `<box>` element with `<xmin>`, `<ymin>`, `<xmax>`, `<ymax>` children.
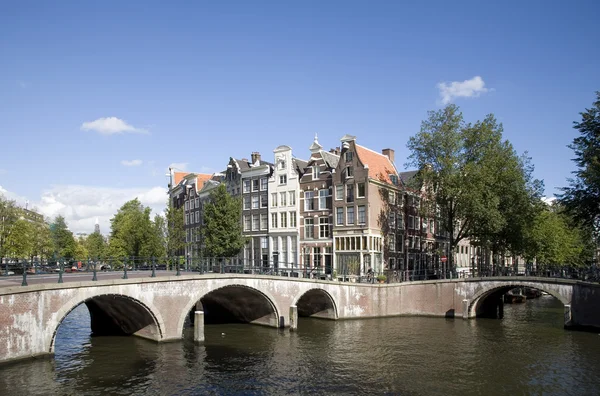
<box><xmin>2</xmin><ymin>256</ymin><xmax>599</xmax><ymax>286</ymax></box>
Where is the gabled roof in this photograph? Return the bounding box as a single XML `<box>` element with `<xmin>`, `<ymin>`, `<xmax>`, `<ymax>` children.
<box><xmin>292</xmin><ymin>157</ymin><xmax>308</xmax><ymax>173</ymax></box>
<box><xmin>320</xmin><ymin>150</ymin><xmax>340</xmax><ymax>169</ymax></box>
<box><xmin>173</xmin><ymin>171</ymin><xmax>190</xmax><ymax>186</ymax></box>
<box><xmin>399</xmin><ymin>170</ymin><xmax>418</xmax><ymax>184</ymax></box>
<box><xmin>355</xmin><ymin>145</ymin><xmax>398</xmax><ymax>185</ymax></box>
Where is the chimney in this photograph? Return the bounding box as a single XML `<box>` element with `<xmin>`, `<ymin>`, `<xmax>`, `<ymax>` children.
<box><xmin>382</xmin><ymin>148</ymin><xmax>395</xmax><ymax>163</ymax></box>
<box><xmin>251</xmin><ymin>152</ymin><xmax>261</xmax><ymax>164</ymax></box>
<box><xmin>329</xmin><ymin>147</ymin><xmax>341</xmax><ymax>155</ymax></box>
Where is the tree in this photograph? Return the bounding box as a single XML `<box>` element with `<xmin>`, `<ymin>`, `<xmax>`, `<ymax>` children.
<box><xmin>559</xmin><ymin>91</ymin><xmax>600</xmax><ymax>245</ymax></box>
<box><xmin>109</xmin><ymin>198</ymin><xmax>164</xmax><ymax>258</ymax></box>
<box><xmin>5</xmin><ymin>219</ymin><xmax>33</xmax><ymax>258</ymax></box>
<box><xmin>85</xmin><ymin>231</ymin><xmax>106</xmax><ymax>260</ymax></box>
<box><xmin>0</xmin><ymin>195</ymin><xmax>18</xmax><ymax>261</ymax></box>
<box><xmin>50</xmin><ymin>215</ymin><xmax>76</xmax><ymax>260</ymax></box>
<box><xmin>74</xmin><ymin>238</ymin><xmax>89</xmax><ymax>260</ymax></box>
<box><xmin>407</xmin><ymin>105</ymin><xmax>535</xmax><ymax>275</ymax></box>
<box><xmin>165</xmin><ymin>203</ymin><xmax>185</xmax><ymax>256</ymax></box>
<box><xmin>31</xmin><ymin>222</ymin><xmax>53</xmax><ymax>261</ymax></box>
<box><xmin>201</xmin><ymin>184</ymin><xmax>245</xmax><ymax>257</ymax></box>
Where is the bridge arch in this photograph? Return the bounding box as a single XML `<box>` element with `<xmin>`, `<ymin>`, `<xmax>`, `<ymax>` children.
<box><xmin>293</xmin><ymin>288</ymin><xmax>338</xmax><ymax>320</ymax></box>
<box><xmin>467</xmin><ymin>281</ymin><xmax>570</xmax><ymax>319</ymax></box>
<box><xmin>48</xmin><ymin>293</ymin><xmax>165</xmax><ymax>353</ymax></box>
<box><xmin>178</xmin><ymin>284</ymin><xmax>282</xmax><ymax>335</ymax></box>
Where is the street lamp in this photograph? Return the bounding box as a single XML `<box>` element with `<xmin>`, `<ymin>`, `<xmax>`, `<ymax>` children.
<box><xmin>404</xmin><ymin>237</ymin><xmax>409</xmax><ymax>282</ymax></box>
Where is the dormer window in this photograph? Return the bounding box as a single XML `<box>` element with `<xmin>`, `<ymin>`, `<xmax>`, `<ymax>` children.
<box><xmin>344</xmin><ymin>166</ymin><xmax>354</xmax><ymax>179</ymax></box>
<box><xmin>279</xmin><ymin>160</ymin><xmax>286</xmax><ymax>170</ymax></box>
<box><xmin>390</xmin><ymin>174</ymin><xmax>398</xmax><ymax>185</ymax></box>
<box><xmin>312</xmin><ymin>165</ymin><xmax>320</xmax><ymax>180</ymax></box>
<box><xmin>345</xmin><ymin>151</ymin><xmax>353</xmax><ymax>162</ymax></box>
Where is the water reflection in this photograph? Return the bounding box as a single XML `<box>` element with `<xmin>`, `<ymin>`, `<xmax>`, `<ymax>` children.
<box><xmin>1</xmin><ymin>297</ymin><xmax>600</xmax><ymax>396</ymax></box>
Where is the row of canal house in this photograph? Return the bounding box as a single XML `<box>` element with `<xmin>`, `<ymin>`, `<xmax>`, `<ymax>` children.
<box><xmin>168</xmin><ymin>134</ymin><xmax>453</xmax><ymax>277</ymax></box>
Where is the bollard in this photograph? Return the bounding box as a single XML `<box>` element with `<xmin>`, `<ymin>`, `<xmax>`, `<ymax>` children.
<box><xmin>289</xmin><ymin>305</ymin><xmax>298</xmax><ymax>331</ymax></box>
<box><xmin>92</xmin><ymin>261</ymin><xmax>98</xmax><ymax>281</ymax></box>
<box><xmin>58</xmin><ymin>260</ymin><xmax>64</xmax><ymax>284</ymax></box>
<box><xmin>123</xmin><ymin>257</ymin><xmax>128</xmax><ymax>279</ymax></box>
<box><xmin>194</xmin><ymin>311</ymin><xmax>205</xmax><ymax>343</ymax></box>
<box><xmin>151</xmin><ymin>257</ymin><xmax>156</xmax><ymax>278</ymax></box>
<box><xmin>21</xmin><ymin>260</ymin><xmax>28</xmax><ymax>286</ymax></box>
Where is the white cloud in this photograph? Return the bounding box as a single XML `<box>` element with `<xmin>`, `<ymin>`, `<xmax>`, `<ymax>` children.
<box><xmin>81</xmin><ymin>117</ymin><xmax>148</xmax><ymax>135</ymax></box>
<box><xmin>169</xmin><ymin>162</ymin><xmax>188</xmax><ymax>172</ymax></box>
<box><xmin>121</xmin><ymin>159</ymin><xmax>143</xmax><ymax>167</ymax></box>
<box><xmin>1</xmin><ymin>184</ymin><xmax>167</xmax><ymax>235</ymax></box>
<box><xmin>437</xmin><ymin>76</ymin><xmax>490</xmax><ymax>105</ymax></box>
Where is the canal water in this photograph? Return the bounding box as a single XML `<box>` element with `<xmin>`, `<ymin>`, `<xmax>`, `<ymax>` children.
<box><xmin>1</xmin><ymin>296</ymin><xmax>599</xmax><ymax>395</ymax></box>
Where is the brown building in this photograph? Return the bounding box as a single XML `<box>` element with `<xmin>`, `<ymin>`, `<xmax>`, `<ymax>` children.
<box><xmin>298</xmin><ymin>135</ymin><xmax>339</xmax><ymax>276</ymax></box>
<box><xmin>331</xmin><ymin>134</ymin><xmax>401</xmax><ymax>275</ymax></box>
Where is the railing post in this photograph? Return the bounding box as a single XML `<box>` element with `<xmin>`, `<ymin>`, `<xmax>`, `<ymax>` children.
<box><xmin>21</xmin><ymin>259</ymin><xmax>28</xmax><ymax>286</ymax></box>
<box><xmin>92</xmin><ymin>260</ymin><xmax>98</xmax><ymax>281</ymax></box>
<box><xmin>176</xmin><ymin>256</ymin><xmax>181</xmax><ymax>276</ymax></box>
<box><xmin>151</xmin><ymin>256</ymin><xmax>156</xmax><ymax>277</ymax></box>
<box><xmin>123</xmin><ymin>257</ymin><xmax>128</xmax><ymax>279</ymax></box>
<box><xmin>58</xmin><ymin>259</ymin><xmax>64</xmax><ymax>283</ymax></box>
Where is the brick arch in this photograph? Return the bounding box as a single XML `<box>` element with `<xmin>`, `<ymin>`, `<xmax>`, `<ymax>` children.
<box><xmin>48</xmin><ymin>292</ymin><xmax>165</xmax><ymax>354</ymax></box>
<box><xmin>292</xmin><ymin>288</ymin><xmax>338</xmax><ymax>320</ymax></box>
<box><xmin>177</xmin><ymin>283</ymin><xmax>282</xmax><ymax>336</ymax></box>
<box><xmin>467</xmin><ymin>281</ymin><xmax>571</xmax><ymax>318</ymax></box>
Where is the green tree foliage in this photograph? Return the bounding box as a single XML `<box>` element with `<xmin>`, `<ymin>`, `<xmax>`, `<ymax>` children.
<box><xmin>74</xmin><ymin>238</ymin><xmax>89</xmax><ymax>260</ymax></box>
<box><xmin>407</xmin><ymin>105</ymin><xmax>539</xmax><ymax>272</ymax></box>
<box><xmin>524</xmin><ymin>204</ymin><xmax>588</xmax><ymax>268</ymax></box>
<box><xmin>50</xmin><ymin>215</ymin><xmax>76</xmax><ymax>259</ymax></box>
<box><xmin>0</xmin><ymin>195</ymin><xmax>18</xmax><ymax>260</ymax></box>
<box><xmin>31</xmin><ymin>222</ymin><xmax>53</xmax><ymax>260</ymax></box>
<box><xmin>85</xmin><ymin>231</ymin><xmax>106</xmax><ymax>259</ymax></box>
<box><xmin>201</xmin><ymin>184</ymin><xmax>245</xmax><ymax>257</ymax></box>
<box><xmin>165</xmin><ymin>203</ymin><xmax>185</xmax><ymax>256</ymax></box>
<box><xmin>109</xmin><ymin>198</ymin><xmax>164</xmax><ymax>258</ymax></box>
<box><xmin>5</xmin><ymin>219</ymin><xmax>33</xmax><ymax>258</ymax></box>
<box><xmin>559</xmin><ymin>91</ymin><xmax>600</xmax><ymax>234</ymax></box>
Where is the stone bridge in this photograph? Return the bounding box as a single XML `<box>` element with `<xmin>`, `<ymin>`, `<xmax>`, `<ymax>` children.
<box><xmin>1</xmin><ymin>274</ymin><xmax>599</xmax><ymax>364</ymax></box>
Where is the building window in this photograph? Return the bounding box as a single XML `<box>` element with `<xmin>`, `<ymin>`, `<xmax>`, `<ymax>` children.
<box><xmin>279</xmin><ymin>160</ymin><xmax>286</xmax><ymax>170</ymax></box>
<box><xmin>357</xmin><ymin>183</ymin><xmax>365</xmax><ymax>198</ymax></box>
<box><xmin>243</xmin><ymin>196</ymin><xmax>251</xmax><ymax>210</ymax></box>
<box><xmin>260</xmin><ymin>213</ymin><xmax>268</xmax><ymax>230</ymax></box>
<box><xmin>261</xmin><ymin>193</ymin><xmax>268</xmax><ymax>208</ymax></box>
<box><xmin>319</xmin><ymin>217</ymin><xmax>330</xmax><ymax>238</ymax></box>
<box><xmin>261</xmin><ymin>237</ymin><xmax>268</xmax><ymax>249</ymax></box>
<box><xmin>389</xmin><ymin>234</ymin><xmax>396</xmax><ymax>251</ymax></box>
<box><xmin>252</xmin><ymin>214</ymin><xmax>259</xmax><ymax>231</ymax></box>
<box><xmin>260</xmin><ymin>177</ymin><xmax>268</xmax><ymax>191</ymax></box>
<box><xmin>243</xmin><ymin>215</ymin><xmax>250</xmax><ymax>231</ymax></box>
<box><xmin>289</xmin><ymin>191</ymin><xmax>296</xmax><ymax>206</ymax></box>
<box><xmin>290</xmin><ymin>211</ymin><xmax>296</xmax><ymax>227</ymax></box>
<box><xmin>345</xmin><ymin>166</ymin><xmax>354</xmax><ymax>179</ymax></box>
<box><xmin>195</xmin><ymin>197</ymin><xmax>199</xmax><ymax>207</ymax></box>
<box><xmin>272</xmin><ymin>213</ymin><xmax>278</xmax><ymax>228</ymax></box>
<box><xmin>408</xmin><ymin>215</ymin><xmax>414</xmax><ymax>229</ymax></box>
<box><xmin>336</xmin><ymin>207</ymin><xmax>344</xmax><ymax>225</ymax></box>
<box><xmin>195</xmin><ymin>211</ymin><xmax>199</xmax><ymax>223</ymax></box>
<box><xmin>252</xmin><ymin>195</ymin><xmax>259</xmax><ymax>209</ymax></box>
<box><xmin>305</xmin><ymin>218</ymin><xmax>314</xmax><ymax>238</ymax></box>
<box><xmin>190</xmin><ymin>199</ymin><xmax>195</xmax><ymax>210</ymax></box>
<box><xmin>313</xmin><ymin>247</ymin><xmax>322</xmax><ymax>268</ymax></box>
<box><xmin>389</xmin><ymin>191</ymin><xmax>396</xmax><ymax>205</ymax></box>
<box><xmin>347</xmin><ymin>206</ymin><xmax>355</xmax><ymax>224</ymax></box>
<box><xmin>185</xmin><ymin>213</ymin><xmax>189</xmax><ymax>225</ymax></box>
<box><xmin>281</xmin><ymin>212</ymin><xmax>287</xmax><ymax>228</ymax></box>
<box><xmin>398</xmin><ymin>213</ymin><xmax>404</xmax><ymax>229</ymax></box>
<box><xmin>312</xmin><ymin>165</ymin><xmax>320</xmax><ymax>180</ymax></box>
<box><xmin>304</xmin><ymin>191</ymin><xmax>315</xmax><ymax>211</ymax></box>
<box><xmin>186</xmin><ymin>229</ymin><xmax>190</xmax><ymax>243</ymax></box>
<box><xmin>280</xmin><ymin>192</ymin><xmax>287</xmax><ymax>206</ymax></box>
<box><xmin>346</xmin><ymin>184</ymin><xmax>354</xmax><ymax>203</ymax></box>
<box><xmin>345</xmin><ymin>151</ymin><xmax>353</xmax><ymax>162</ymax></box>
<box><xmin>389</xmin><ymin>212</ymin><xmax>396</xmax><ymax>228</ymax></box>
<box><xmin>252</xmin><ymin>179</ymin><xmax>259</xmax><ymax>192</ymax></box>
<box><xmin>243</xmin><ymin>180</ymin><xmax>251</xmax><ymax>193</ymax></box>
<box><xmin>430</xmin><ymin>219</ymin><xmax>435</xmax><ymax>234</ymax></box>
<box><xmin>271</xmin><ymin>193</ymin><xmax>278</xmax><ymax>207</ymax></box>
<box><xmin>358</xmin><ymin>205</ymin><xmax>366</xmax><ymax>224</ymax></box>
<box><xmin>416</xmin><ymin>216</ymin><xmax>421</xmax><ymax>230</ymax></box>
<box><xmin>335</xmin><ymin>185</ymin><xmax>343</xmax><ymax>200</ymax></box>
<box><xmin>319</xmin><ymin>189</ymin><xmax>329</xmax><ymax>210</ymax></box>
<box><xmin>279</xmin><ymin>175</ymin><xmax>287</xmax><ymax>185</ymax></box>
<box><xmin>185</xmin><ymin>201</ymin><xmax>189</xmax><ymax>211</ymax></box>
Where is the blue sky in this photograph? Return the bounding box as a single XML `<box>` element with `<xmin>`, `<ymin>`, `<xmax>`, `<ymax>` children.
<box><xmin>1</xmin><ymin>0</ymin><xmax>598</xmax><ymax>233</ymax></box>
